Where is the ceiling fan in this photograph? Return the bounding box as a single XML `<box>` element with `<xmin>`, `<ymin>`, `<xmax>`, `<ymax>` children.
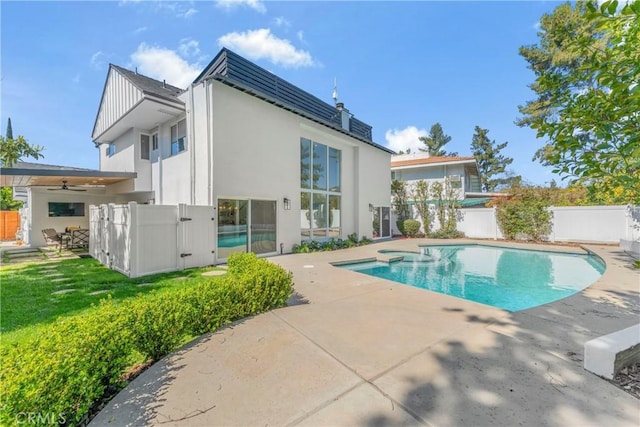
<box><xmin>48</xmin><ymin>180</ymin><xmax>87</xmax><ymax>192</ymax></box>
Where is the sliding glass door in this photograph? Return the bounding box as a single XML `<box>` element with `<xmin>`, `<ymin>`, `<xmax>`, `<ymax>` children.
<box><xmin>372</xmin><ymin>206</ymin><xmax>391</xmax><ymax>239</ymax></box>
<box><xmin>217</xmin><ymin>198</ymin><xmax>277</xmax><ymax>260</ymax></box>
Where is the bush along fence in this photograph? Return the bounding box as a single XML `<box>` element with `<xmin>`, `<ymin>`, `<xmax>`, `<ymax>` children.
<box><xmin>0</xmin><ymin>253</ymin><xmax>293</xmax><ymax>426</ymax></box>
<box><xmin>292</xmin><ymin>233</ymin><xmax>371</xmax><ymax>253</ymax></box>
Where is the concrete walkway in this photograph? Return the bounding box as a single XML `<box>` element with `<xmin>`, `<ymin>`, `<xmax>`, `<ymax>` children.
<box><xmin>91</xmin><ymin>240</ymin><xmax>640</xmax><ymax>426</ymax></box>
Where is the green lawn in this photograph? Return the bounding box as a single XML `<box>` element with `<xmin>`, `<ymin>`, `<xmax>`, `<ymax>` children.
<box><xmin>1</xmin><ymin>257</ymin><xmax>223</xmax><ymax>345</ymax></box>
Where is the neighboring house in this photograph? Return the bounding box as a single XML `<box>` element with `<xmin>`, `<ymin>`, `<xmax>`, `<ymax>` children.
<box><xmin>391</xmin><ymin>152</ymin><xmax>495</xmax><ymax>203</ymax></box>
<box><xmin>390</xmin><ymin>152</ymin><xmax>498</xmax><ymax>234</ymax></box>
<box><xmin>90</xmin><ymin>48</ymin><xmax>393</xmax><ymax>262</ymax></box>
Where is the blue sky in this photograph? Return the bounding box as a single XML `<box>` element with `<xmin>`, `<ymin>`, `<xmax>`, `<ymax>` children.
<box><xmin>2</xmin><ymin>0</ymin><xmax>563</xmax><ymax>185</ymax></box>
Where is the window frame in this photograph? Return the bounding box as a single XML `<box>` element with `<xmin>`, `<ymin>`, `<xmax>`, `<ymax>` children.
<box><xmin>170</xmin><ymin>119</ymin><xmax>187</xmax><ymax>156</ymax></box>
<box><xmin>107</xmin><ymin>143</ymin><xmax>116</xmax><ymax>157</ymax></box>
<box><xmin>300</xmin><ymin>138</ymin><xmax>341</xmax><ymax>241</ymax></box>
<box><xmin>140</xmin><ymin>133</ymin><xmax>150</xmax><ymax>160</ymax></box>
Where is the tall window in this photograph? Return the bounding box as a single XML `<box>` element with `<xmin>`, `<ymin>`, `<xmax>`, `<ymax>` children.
<box><xmin>300</xmin><ymin>138</ymin><xmax>341</xmax><ymax>240</ymax></box>
<box><xmin>140</xmin><ymin>134</ymin><xmax>150</xmax><ymax>160</ymax></box>
<box><xmin>170</xmin><ymin>119</ymin><xmax>186</xmax><ymax>156</ymax></box>
<box><xmin>107</xmin><ymin>143</ymin><xmax>116</xmax><ymax>157</ymax></box>
<box><xmin>152</xmin><ymin>133</ymin><xmax>159</xmax><ymax>151</ymax></box>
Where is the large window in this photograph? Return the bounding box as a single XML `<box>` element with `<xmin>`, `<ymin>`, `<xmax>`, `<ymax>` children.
<box><xmin>170</xmin><ymin>119</ymin><xmax>186</xmax><ymax>156</ymax></box>
<box><xmin>48</xmin><ymin>202</ymin><xmax>85</xmax><ymax>217</ymax></box>
<box><xmin>300</xmin><ymin>138</ymin><xmax>341</xmax><ymax>241</ymax></box>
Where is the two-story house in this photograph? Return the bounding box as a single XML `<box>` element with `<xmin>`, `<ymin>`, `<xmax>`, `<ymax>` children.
<box><xmin>390</xmin><ymin>152</ymin><xmax>494</xmax><ymax>234</ymax></box>
<box><xmin>90</xmin><ymin>48</ymin><xmax>393</xmax><ymax>261</ymax></box>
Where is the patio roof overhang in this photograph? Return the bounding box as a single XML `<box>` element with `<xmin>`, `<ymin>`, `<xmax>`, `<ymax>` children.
<box><xmin>92</xmin><ymin>96</ymin><xmax>184</xmax><ymax>144</ymax></box>
<box><xmin>0</xmin><ymin>164</ymin><xmax>136</xmax><ymax>188</ymax></box>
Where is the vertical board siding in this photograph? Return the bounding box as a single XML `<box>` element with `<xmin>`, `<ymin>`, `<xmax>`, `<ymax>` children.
<box><xmin>94</xmin><ymin>70</ymin><xmax>143</xmax><ymax>138</ymax></box>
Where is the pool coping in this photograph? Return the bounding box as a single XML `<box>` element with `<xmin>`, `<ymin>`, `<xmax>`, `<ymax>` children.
<box><xmin>91</xmin><ymin>238</ymin><xmax>640</xmax><ymax>427</ymax></box>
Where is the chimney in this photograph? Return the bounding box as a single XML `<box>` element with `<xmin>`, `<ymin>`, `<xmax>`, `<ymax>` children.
<box><xmin>336</xmin><ymin>103</ymin><xmax>350</xmax><ymax>131</ymax></box>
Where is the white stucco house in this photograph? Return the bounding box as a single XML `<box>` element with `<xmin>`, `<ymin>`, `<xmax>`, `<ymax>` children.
<box><xmin>2</xmin><ymin>48</ymin><xmax>394</xmax><ymax>267</ymax></box>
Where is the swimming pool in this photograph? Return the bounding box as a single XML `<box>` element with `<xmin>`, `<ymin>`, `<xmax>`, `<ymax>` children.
<box><xmin>337</xmin><ymin>245</ymin><xmax>606</xmax><ymax>312</ymax></box>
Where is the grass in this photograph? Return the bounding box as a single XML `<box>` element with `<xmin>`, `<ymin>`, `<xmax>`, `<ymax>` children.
<box><xmin>0</xmin><ymin>257</ymin><xmax>224</xmax><ymax>345</ymax></box>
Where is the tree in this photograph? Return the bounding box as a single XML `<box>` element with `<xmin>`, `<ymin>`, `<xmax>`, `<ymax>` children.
<box><xmin>391</xmin><ymin>179</ymin><xmax>411</xmax><ymax>235</ymax></box>
<box><xmin>517</xmin><ymin>1</ymin><xmax>640</xmax><ymax>204</ymax></box>
<box><xmin>470</xmin><ymin>126</ymin><xmax>515</xmax><ymax>192</ymax></box>
<box><xmin>6</xmin><ymin>118</ymin><xmax>13</xmax><ymax>139</ymax></box>
<box><xmin>418</xmin><ymin>123</ymin><xmax>457</xmax><ymax>156</ymax></box>
<box><xmin>1</xmin><ymin>187</ymin><xmax>23</xmax><ymax>210</ymax></box>
<box><xmin>1</xmin><ymin>120</ymin><xmax>44</xmax><ymax>167</ymax></box>
<box><xmin>410</xmin><ymin>180</ymin><xmax>434</xmax><ymax>235</ymax></box>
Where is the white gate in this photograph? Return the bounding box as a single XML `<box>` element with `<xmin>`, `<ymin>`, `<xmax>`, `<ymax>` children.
<box><xmin>90</xmin><ymin>202</ymin><xmax>216</xmax><ymax>278</ymax></box>
<box><xmin>178</xmin><ymin>204</ymin><xmax>216</xmax><ymax>270</ymax></box>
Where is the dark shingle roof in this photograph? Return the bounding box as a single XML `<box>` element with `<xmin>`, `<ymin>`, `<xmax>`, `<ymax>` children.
<box><xmin>111</xmin><ymin>65</ymin><xmax>184</xmax><ymax>101</ymax></box>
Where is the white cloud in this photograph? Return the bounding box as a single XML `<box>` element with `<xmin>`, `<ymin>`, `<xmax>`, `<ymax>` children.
<box><xmin>90</xmin><ymin>51</ymin><xmax>108</xmax><ymax>70</ymax></box>
<box><xmin>130</xmin><ymin>43</ymin><xmax>201</xmax><ymax>88</ymax></box>
<box><xmin>273</xmin><ymin>16</ymin><xmax>290</xmax><ymax>28</ymax></box>
<box><xmin>385</xmin><ymin>126</ymin><xmax>427</xmax><ymax>153</ymax></box>
<box><xmin>297</xmin><ymin>30</ymin><xmax>305</xmax><ymax>42</ymax></box>
<box><xmin>179</xmin><ymin>38</ymin><xmax>200</xmax><ymax>58</ymax></box>
<box><xmin>178</xmin><ymin>7</ymin><xmax>198</xmax><ymax>18</ymax></box>
<box><xmin>216</xmin><ymin>0</ymin><xmax>266</xmax><ymax>13</ymax></box>
<box><xmin>532</xmin><ymin>21</ymin><xmax>541</xmax><ymax>31</ymax></box>
<box><xmin>218</xmin><ymin>29</ymin><xmax>315</xmax><ymax>68</ymax></box>
<box><xmin>133</xmin><ymin>26</ymin><xmax>148</xmax><ymax>34</ymax></box>
<box><xmin>72</xmin><ymin>74</ymin><xmax>81</xmax><ymax>84</ymax></box>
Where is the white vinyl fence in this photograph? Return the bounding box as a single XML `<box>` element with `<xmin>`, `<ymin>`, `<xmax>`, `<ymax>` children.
<box><xmin>89</xmin><ymin>202</ymin><xmax>215</xmax><ymax>278</ymax></box>
<box><xmin>398</xmin><ymin>205</ymin><xmax>638</xmax><ymax>247</ymax></box>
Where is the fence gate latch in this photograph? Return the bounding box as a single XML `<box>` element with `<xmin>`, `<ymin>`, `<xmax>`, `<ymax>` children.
<box><xmin>180</xmin><ymin>253</ymin><xmax>192</xmax><ymax>258</ymax></box>
<box><xmin>180</xmin><ymin>217</ymin><xmax>192</xmax><ymax>222</ymax></box>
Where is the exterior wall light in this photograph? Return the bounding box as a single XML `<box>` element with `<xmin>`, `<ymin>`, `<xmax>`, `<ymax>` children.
<box><xmin>284</xmin><ymin>197</ymin><xmax>291</xmax><ymax>210</ymax></box>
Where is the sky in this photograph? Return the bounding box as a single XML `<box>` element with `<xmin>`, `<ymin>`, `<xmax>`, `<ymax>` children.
<box><xmin>1</xmin><ymin>0</ymin><xmax>565</xmax><ymax>186</ymax></box>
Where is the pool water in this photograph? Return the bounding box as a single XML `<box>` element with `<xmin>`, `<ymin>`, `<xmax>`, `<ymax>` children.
<box><xmin>339</xmin><ymin>245</ymin><xmax>605</xmax><ymax>312</ymax></box>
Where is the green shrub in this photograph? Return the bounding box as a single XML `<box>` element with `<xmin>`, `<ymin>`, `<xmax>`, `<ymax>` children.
<box><xmin>493</xmin><ymin>188</ymin><xmax>553</xmax><ymax>241</ymax></box>
<box><xmin>428</xmin><ymin>229</ymin><xmax>465</xmax><ymax>239</ymax></box>
<box><xmin>0</xmin><ymin>253</ymin><xmax>293</xmax><ymax>426</ymax></box>
<box><xmin>292</xmin><ymin>235</ymin><xmax>372</xmax><ymax>253</ymax></box>
<box><xmin>403</xmin><ymin>219</ymin><xmax>421</xmax><ymax>237</ymax></box>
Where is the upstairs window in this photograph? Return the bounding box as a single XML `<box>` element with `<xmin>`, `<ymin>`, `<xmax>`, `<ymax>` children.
<box><xmin>107</xmin><ymin>143</ymin><xmax>116</xmax><ymax>157</ymax></box>
<box><xmin>140</xmin><ymin>134</ymin><xmax>150</xmax><ymax>160</ymax></box>
<box><xmin>170</xmin><ymin>119</ymin><xmax>187</xmax><ymax>156</ymax></box>
<box><xmin>152</xmin><ymin>133</ymin><xmax>159</xmax><ymax>151</ymax></box>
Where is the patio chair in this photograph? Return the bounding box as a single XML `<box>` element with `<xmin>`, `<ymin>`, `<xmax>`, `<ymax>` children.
<box><xmin>68</xmin><ymin>229</ymin><xmax>89</xmax><ymax>249</ymax></box>
<box><xmin>42</xmin><ymin>228</ymin><xmax>64</xmax><ymax>250</ymax></box>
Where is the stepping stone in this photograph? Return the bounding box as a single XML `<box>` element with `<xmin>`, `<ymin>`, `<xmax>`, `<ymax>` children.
<box><xmin>172</xmin><ymin>277</ymin><xmax>188</xmax><ymax>281</ymax></box>
<box><xmin>52</xmin><ymin>289</ymin><xmax>75</xmax><ymax>295</ymax></box>
<box><xmin>137</xmin><ymin>283</ymin><xmax>153</xmax><ymax>287</ymax></box>
<box><xmin>8</xmin><ymin>251</ymin><xmax>43</xmax><ymax>259</ymax></box>
<box><xmin>89</xmin><ymin>290</ymin><xmax>110</xmax><ymax>295</ymax></box>
<box><xmin>44</xmin><ymin>273</ymin><xmax>64</xmax><ymax>277</ymax></box>
<box><xmin>202</xmin><ymin>270</ymin><xmax>227</xmax><ymax>276</ymax></box>
<box><xmin>51</xmin><ymin>277</ymin><xmax>70</xmax><ymax>282</ymax></box>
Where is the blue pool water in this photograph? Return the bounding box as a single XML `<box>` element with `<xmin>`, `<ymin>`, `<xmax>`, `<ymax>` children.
<box><xmin>339</xmin><ymin>245</ymin><xmax>605</xmax><ymax>312</ymax></box>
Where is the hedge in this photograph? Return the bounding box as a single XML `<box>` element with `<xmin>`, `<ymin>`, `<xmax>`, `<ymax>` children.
<box><xmin>0</xmin><ymin>253</ymin><xmax>293</xmax><ymax>426</ymax></box>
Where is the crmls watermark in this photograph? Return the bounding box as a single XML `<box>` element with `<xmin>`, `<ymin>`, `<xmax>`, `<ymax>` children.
<box><xmin>15</xmin><ymin>412</ymin><xmax>66</xmax><ymax>425</ymax></box>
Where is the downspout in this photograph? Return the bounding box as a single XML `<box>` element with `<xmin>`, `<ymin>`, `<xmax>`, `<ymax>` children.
<box><xmin>189</xmin><ymin>84</ymin><xmax>196</xmax><ymax>204</ymax></box>
<box><xmin>205</xmin><ymin>80</ymin><xmax>213</xmax><ymax>206</ymax></box>
<box><xmin>158</xmin><ymin>130</ymin><xmax>163</xmax><ymax>204</ymax></box>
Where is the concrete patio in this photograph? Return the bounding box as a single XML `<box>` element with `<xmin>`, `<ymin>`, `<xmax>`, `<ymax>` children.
<box><xmin>90</xmin><ymin>239</ymin><xmax>640</xmax><ymax>426</ymax></box>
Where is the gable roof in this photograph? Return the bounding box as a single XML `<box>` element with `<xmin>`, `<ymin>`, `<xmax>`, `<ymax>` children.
<box><xmin>391</xmin><ymin>155</ymin><xmax>476</xmax><ymax>168</ymax></box>
<box><xmin>193</xmin><ymin>48</ymin><xmax>393</xmax><ymax>154</ymax></box>
<box><xmin>92</xmin><ymin>65</ymin><xmax>185</xmax><ymax>142</ymax></box>
<box><xmin>110</xmin><ymin>65</ymin><xmax>184</xmax><ymax>101</ymax></box>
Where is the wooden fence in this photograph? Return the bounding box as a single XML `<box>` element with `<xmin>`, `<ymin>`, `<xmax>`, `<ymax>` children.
<box><xmin>0</xmin><ymin>211</ymin><xmax>20</xmax><ymax>241</ymax></box>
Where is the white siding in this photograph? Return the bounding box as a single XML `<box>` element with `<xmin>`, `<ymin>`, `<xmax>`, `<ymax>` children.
<box><xmin>93</xmin><ymin>69</ymin><xmax>143</xmax><ymax>139</ymax></box>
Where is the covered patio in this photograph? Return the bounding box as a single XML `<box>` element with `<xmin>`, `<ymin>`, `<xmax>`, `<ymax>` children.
<box><xmin>0</xmin><ymin>161</ymin><xmax>138</xmax><ymax>248</ymax></box>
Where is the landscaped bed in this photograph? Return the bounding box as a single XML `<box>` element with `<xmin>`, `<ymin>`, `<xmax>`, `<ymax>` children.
<box><xmin>0</xmin><ymin>253</ymin><xmax>293</xmax><ymax>426</ymax></box>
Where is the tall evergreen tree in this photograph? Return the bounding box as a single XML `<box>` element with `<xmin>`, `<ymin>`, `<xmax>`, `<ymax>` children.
<box><xmin>6</xmin><ymin>118</ymin><xmax>13</xmax><ymax>139</ymax></box>
<box><xmin>418</xmin><ymin>123</ymin><xmax>457</xmax><ymax>156</ymax></box>
<box><xmin>470</xmin><ymin>126</ymin><xmax>514</xmax><ymax>192</ymax></box>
